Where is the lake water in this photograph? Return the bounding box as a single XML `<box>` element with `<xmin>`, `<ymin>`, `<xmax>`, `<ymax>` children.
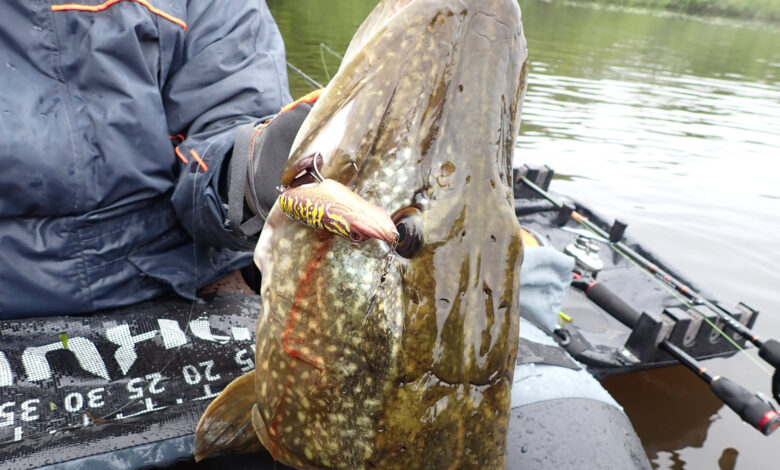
<box><xmin>268</xmin><ymin>1</ymin><xmax>780</xmax><ymax>468</ymax></box>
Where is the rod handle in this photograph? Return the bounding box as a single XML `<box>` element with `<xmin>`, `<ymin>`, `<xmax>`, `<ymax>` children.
<box><xmin>582</xmin><ymin>281</ymin><xmax>641</xmax><ymax>329</ymax></box>
<box><xmin>759</xmin><ymin>339</ymin><xmax>780</xmax><ymax>369</ymax></box>
<box><xmin>711</xmin><ymin>376</ymin><xmax>780</xmax><ymax>436</ymax></box>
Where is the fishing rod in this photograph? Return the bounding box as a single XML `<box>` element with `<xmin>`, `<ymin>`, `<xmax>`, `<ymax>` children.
<box><xmin>520</xmin><ymin>175</ymin><xmax>780</xmax><ymax>396</ymax></box>
<box><xmin>286</xmin><ymin>61</ymin><xmax>324</xmax><ymax>89</ymax></box>
<box><xmin>570</xmin><ymin>276</ymin><xmax>780</xmax><ymax>436</ymax></box>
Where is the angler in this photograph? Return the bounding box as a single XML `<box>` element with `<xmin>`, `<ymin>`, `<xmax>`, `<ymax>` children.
<box><xmin>3</xmin><ymin>0</ymin><xmax>774</xmax><ymax>469</ymax></box>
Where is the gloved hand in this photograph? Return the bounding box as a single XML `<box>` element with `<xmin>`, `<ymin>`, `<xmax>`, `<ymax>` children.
<box><xmin>225</xmin><ymin>89</ymin><xmax>322</xmax><ymax>238</ymax></box>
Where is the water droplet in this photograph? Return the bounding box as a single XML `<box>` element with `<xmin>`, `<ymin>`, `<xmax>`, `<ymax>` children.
<box><xmin>6</xmin><ymin>62</ymin><xmax>17</xmax><ymax>70</ymax></box>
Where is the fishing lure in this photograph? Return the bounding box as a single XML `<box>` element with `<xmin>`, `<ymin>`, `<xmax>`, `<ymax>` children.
<box><xmin>278</xmin><ymin>170</ymin><xmax>398</xmax><ymax>244</ymax></box>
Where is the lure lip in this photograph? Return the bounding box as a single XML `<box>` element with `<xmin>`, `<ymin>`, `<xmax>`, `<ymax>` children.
<box><xmin>351</xmin><ymin>210</ymin><xmax>400</xmax><ymax>244</ymax></box>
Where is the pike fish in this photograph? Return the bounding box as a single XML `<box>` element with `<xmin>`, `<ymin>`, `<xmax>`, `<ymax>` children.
<box><xmin>195</xmin><ymin>0</ymin><xmax>528</xmax><ymax>468</ymax></box>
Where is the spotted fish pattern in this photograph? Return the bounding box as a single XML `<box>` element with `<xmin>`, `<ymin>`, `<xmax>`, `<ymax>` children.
<box><xmin>196</xmin><ymin>0</ymin><xmax>529</xmax><ymax>468</ymax></box>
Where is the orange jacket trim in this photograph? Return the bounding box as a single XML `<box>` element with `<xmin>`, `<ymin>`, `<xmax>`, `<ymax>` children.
<box><xmin>189</xmin><ymin>149</ymin><xmax>208</xmax><ymax>172</ymax></box>
<box><xmin>174</xmin><ymin>146</ymin><xmax>189</xmax><ymax>164</ymax></box>
<box><xmin>279</xmin><ymin>88</ymin><xmax>323</xmax><ymax>114</ymax></box>
<box><xmin>244</xmin><ymin>121</ymin><xmax>270</xmax><ymax>169</ymax></box>
<box><xmin>51</xmin><ymin>0</ymin><xmax>187</xmax><ymax>30</ymax></box>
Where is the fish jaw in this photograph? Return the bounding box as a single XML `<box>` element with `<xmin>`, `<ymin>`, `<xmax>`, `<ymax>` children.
<box><xmin>342</xmin><ymin>0</ymin><xmax>416</xmax><ymax>64</ymax></box>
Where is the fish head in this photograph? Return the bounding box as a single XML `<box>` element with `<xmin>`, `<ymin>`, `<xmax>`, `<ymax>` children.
<box><xmin>253</xmin><ymin>0</ymin><xmax>528</xmax><ymax>467</ymax></box>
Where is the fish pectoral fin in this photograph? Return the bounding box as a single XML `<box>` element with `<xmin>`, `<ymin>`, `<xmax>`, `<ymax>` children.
<box><xmin>251</xmin><ymin>401</ymin><xmax>273</xmax><ymax>452</ymax></box>
<box><xmin>251</xmin><ymin>393</ymin><xmax>327</xmax><ymax>470</ymax></box>
<box><xmin>194</xmin><ymin>370</ymin><xmax>264</xmax><ymax>461</ymax></box>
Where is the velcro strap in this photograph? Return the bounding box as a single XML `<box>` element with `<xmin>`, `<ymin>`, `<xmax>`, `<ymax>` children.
<box><xmin>516</xmin><ymin>337</ymin><xmax>581</xmax><ymax>370</ymax></box>
<box><xmin>226</xmin><ymin>123</ymin><xmax>264</xmax><ymax>238</ymax></box>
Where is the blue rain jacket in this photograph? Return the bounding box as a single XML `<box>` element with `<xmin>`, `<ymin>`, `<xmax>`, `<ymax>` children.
<box><xmin>0</xmin><ymin>0</ymin><xmax>292</xmax><ymax>318</ymax></box>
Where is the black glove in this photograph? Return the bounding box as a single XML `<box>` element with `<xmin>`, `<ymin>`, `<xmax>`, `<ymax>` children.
<box><xmin>224</xmin><ymin>90</ymin><xmax>321</xmax><ymax>238</ymax></box>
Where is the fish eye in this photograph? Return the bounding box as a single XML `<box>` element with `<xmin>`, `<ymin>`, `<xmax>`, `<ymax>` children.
<box><xmin>349</xmin><ymin>231</ymin><xmax>367</xmax><ymax>243</ymax></box>
<box><xmin>392</xmin><ymin>207</ymin><xmax>422</xmax><ymax>259</ymax></box>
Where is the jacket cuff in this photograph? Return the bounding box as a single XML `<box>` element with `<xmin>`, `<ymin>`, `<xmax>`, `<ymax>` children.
<box><xmin>171</xmin><ymin>129</ymin><xmax>259</xmax><ymax>251</ymax></box>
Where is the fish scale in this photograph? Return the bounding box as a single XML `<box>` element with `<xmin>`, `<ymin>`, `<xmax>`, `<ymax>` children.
<box><xmin>256</xmin><ymin>229</ymin><xmax>400</xmax><ymax>468</ymax></box>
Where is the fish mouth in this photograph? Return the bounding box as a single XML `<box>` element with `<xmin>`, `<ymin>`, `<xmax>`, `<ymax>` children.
<box><xmin>280</xmin><ymin>152</ymin><xmax>324</xmax><ymax>188</ymax></box>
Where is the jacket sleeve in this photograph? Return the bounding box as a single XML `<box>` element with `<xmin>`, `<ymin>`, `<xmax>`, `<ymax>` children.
<box><xmin>164</xmin><ymin>1</ymin><xmax>292</xmax><ymax>251</ymax></box>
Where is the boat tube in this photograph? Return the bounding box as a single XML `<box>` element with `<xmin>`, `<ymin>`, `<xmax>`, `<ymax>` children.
<box><xmin>1</xmin><ymin>242</ymin><xmax>652</xmax><ymax>468</ymax></box>
<box><xmin>16</xmin><ymin>165</ymin><xmax>767</xmax><ymax>468</ymax></box>
<box><xmin>513</xmin><ymin>164</ymin><xmax>759</xmax><ymax>379</ymax></box>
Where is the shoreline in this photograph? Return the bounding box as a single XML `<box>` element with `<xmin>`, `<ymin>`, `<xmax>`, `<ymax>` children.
<box><xmin>556</xmin><ymin>0</ymin><xmax>780</xmax><ymax>22</ymax></box>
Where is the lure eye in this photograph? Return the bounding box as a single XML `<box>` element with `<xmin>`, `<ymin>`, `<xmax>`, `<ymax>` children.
<box><xmin>392</xmin><ymin>207</ymin><xmax>422</xmax><ymax>259</ymax></box>
<box><xmin>349</xmin><ymin>230</ymin><xmax>368</xmax><ymax>243</ymax></box>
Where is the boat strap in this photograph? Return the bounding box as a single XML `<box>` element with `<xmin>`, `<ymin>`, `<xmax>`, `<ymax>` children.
<box><xmin>516</xmin><ymin>337</ymin><xmax>581</xmax><ymax>371</ymax></box>
<box><xmin>2</xmin><ymin>291</ymin><xmax>583</xmax><ymax>469</ymax></box>
<box><xmin>0</xmin><ymin>293</ymin><xmax>259</xmax><ymax>470</ymax></box>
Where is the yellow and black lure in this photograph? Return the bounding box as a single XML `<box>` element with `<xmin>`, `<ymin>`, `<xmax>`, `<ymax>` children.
<box><xmin>278</xmin><ymin>178</ymin><xmax>398</xmax><ymax>244</ymax></box>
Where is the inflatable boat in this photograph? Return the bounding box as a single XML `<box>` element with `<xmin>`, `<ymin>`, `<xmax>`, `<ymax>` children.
<box><xmin>2</xmin><ymin>166</ymin><xmax>776</xmax><ymax>469</ymax></box>
<box><xmin>0</xmin><ymin>294</ymin><xmax>650</xmax><ymax>470</ymax></box>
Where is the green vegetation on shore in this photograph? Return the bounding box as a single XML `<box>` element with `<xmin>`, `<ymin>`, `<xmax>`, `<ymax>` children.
<box><xmin>569</xmin><ymin>0</ymin><xmax>780</xmax><ymax>21</ymax></box>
